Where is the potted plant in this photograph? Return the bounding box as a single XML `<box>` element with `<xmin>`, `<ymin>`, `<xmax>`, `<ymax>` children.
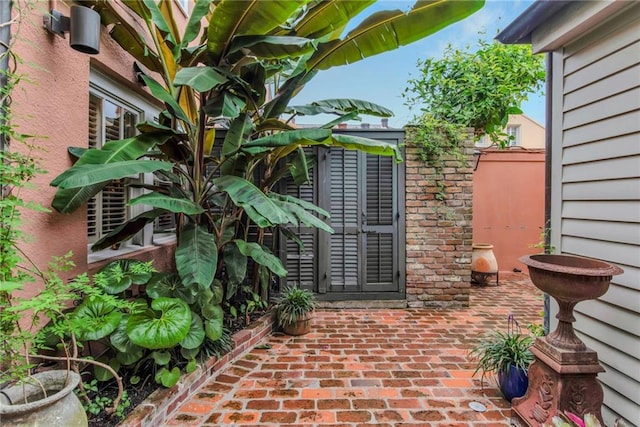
<box><xmin>277</xmin><ymin>286</ymin><xmax>316</xmax><ymax>336</ymax></box>
<box><xmin>469</xmin><ymin>314</ymin><xmax>535</xmax><ymax>402</ymax></box>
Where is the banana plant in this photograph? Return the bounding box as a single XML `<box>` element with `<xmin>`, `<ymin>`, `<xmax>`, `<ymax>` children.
<box><xmin>51</xmin><ymin>0</ymin><xmax>484</xmax><ymax>340</ymax></box>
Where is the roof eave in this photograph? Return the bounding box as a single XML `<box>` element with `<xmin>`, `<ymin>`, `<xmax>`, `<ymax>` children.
<box><xmin>496</xmin><ymin>0</ymin><xmax>573</xmax><ymax>44</ymax></box>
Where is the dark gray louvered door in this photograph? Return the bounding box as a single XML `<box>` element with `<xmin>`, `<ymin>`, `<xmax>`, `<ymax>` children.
<box><xmin>280</xmin><ymin>130</ymin><xmax>405</xmax><ymax>300</ymax></box>
<box><xmin>363</xmin><ymin>152</ymin><xmax>397</xmax><ymax>292</ymax></box>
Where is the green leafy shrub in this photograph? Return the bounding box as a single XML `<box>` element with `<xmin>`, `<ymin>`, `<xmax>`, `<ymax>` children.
<box><xmin>404</xmin><ymin>37</ymin><xmax>545</xmax><ymax>147</ymax></box>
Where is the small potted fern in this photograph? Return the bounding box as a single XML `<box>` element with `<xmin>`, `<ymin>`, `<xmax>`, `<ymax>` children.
<box><xmin>276</xmin><ymin>286</ymin><xmax>315</xmax><ymax>336</ymax></box>
<box><xmin>469</xmin><ymin>314</ymin><xmax>535</xmax><ymax>402</ymax></box>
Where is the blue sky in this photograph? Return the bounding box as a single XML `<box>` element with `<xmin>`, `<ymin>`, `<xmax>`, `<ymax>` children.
<box><xmin>291</xmin><ymin>0</ymin><xmax>544</xmax><ymax>128</ymax></box>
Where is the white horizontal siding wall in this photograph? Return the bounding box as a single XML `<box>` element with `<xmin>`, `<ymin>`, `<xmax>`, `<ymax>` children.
<box><xmin>553</xmin><ymin>4</ymin><xmax>640</xmax><ymax>426</ymax></box>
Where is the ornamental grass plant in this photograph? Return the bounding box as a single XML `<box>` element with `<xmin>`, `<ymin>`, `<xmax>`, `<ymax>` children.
<box><xmin>276</xmin><ymin>286</ymin><xmax>315</xmax><ymax>328</ymax></box>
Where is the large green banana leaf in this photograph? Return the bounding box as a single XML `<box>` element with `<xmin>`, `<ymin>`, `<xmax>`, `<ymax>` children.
<box><xmin>234</xmin><ymin>240</ymin><xmax>287</xmax><ymax>277</ymax></box>
<box><xmin>222</xmin><ymin>244</ymin><xmax>246</xmax><ymax>300</ymax></box>
<box><xmin>213</xmin><ymin>175</ymin><xmax>291</xmax><ymax>227</ymax></box>
<box><xmin>227</xmin><ymin>35</ymin><xmax>317</xmax><ymax>60</ymax></box>
<box><xmin>207</xmin><ymin>0</ymin><xmax>311</xmax><ymax>63</ymax></box>
<box><xmin>141</xmin><ymin>75</ymin><xmax>191</xmax><ymax>124</ymax></box>
<box><xmin>51</xmin><ymin>160</ymin><xmax>173</xmax><ymax>189</ymax></box>
<box><xmin>291</xmin><ymin>0</ymin><xmax>376</xmax><ymax>40</ymax></box>
<box><xmin>306</xmin><ymin>0</ymin><xmax>484</xmax><ymax>72</ymax></box>
<box><xmin>175</xmin><ymin>223</ymin><xmax>217</xmax><ymax>290</ymax></box>
<box><xmin>128</xmin><ymin>192</ymin><xmax>204</xmax><ymax>215</ymax></box>
<box><xmin>173</xmin><ymin>67</ymin><xmax>228</xmax><ymax>92</ymax></box>
<box><xmin>287</xmin><ymin>98</ymin><xmax>393</xmax><ymax>117</ymax></box>
<box><xmin>180</xmin><ymin>0</ymin><xmax>213</xmax><ymax>49</ymax></box>
<box><xmin>243</xmin><ymin>129</ymin><xmax>332</xmax><ymax>148</ymax></box>
<box><xmin>330</xmin><ymin>134</ymin><xmax>403</xmax><ymax>162</ymax></box>
<box><xmin>52</xmin><ymin>134</ymin><xmax>170</xmax><ymax>213</ymax></box>
<box><xmin>91</xmin><ymin>209</ymin><xmax>166</xmax><ymax>252</ymax></box>
<box><xmin>289</xmin><ymin>146</ymin><xmax>310</xmax><ymax>185</ymax></box>
<box><xmin>271</xmin><ymin>196</ymin><xmax>334</xmax><ymax>234</ymax></box>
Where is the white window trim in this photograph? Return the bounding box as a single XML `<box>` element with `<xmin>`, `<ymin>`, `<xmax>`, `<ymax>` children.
<box><xmin>176</xmin><ymin>0</ymin><xmax>189</xmax><ymax>16</ymax></box>
<box><xmin>88</xmin><ymin>70</ymin><xmax>175</xmax><ymax>264</ymax></box>
<box><xmin>507</xmin><ymin>125</ymin><xmax>521</xmax><ymax>146</ymax></box>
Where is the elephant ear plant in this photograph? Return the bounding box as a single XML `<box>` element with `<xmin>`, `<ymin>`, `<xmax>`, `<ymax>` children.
<box><xmin>50</xmin><ymin>0</ymin><xmax>484</xmax><ymax>373</ymax></box>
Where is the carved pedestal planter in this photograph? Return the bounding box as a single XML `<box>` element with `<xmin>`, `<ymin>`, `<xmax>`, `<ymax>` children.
<box><xmin>512</xmin><ymin>254</ymin><xmax>623</xmax><ymax>427</ymax></box>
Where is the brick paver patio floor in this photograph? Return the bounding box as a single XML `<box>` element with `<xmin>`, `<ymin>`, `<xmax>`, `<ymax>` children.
<box><xmin>167</xmin><ymin>272</ymin><xmax>543</xmax><ymax>426</ymax></box>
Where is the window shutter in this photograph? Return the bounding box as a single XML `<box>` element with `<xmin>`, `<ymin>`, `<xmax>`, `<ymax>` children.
<box><xmin>153</xmin><ymin>178</ymin><xmax>176</xmax><ymax>232</ymax></box>
<box><xmin>101</xmin><ymin>179</ymin><xmax>127</xmax><ymax>236</ymax></box>
<box><xmin>366</xmin><ymin>154</ymin><xmax>393</xmax><ymax>226</ymax></box>
<box><xmin>87</xmin><ymin>95</ymin><xmax>99</xmax><ymax>239</ymax></box>
<box><xmin>282</xmin><ymin>151</ymin><xmax>316</xmax><ymax>292</ymax></box>
<box><xmin>364</xmin><ymin>153</ymin><xmax>395</xmax><ymax>288</ymax></box>
<box><xmin>329</xmin><ymin>148</ymin><xmax>359</xmax><ymax>290</ymax></box>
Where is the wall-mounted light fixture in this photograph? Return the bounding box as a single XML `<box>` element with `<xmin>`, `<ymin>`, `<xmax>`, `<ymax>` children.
<box><xmin>43</xmin><ymin>6</ymin><xmax>100</xmax><ymax>55</ymax></box>
<box><xmin>473</xmin><ymin>149</ymin><xmax>483</xmax><ymax>171</ymax></box>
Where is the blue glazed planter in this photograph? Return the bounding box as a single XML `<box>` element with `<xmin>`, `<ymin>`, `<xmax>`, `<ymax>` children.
<box><xmin>498</xmin><ymin>365</ymin><xmax>529</xmax><ymax>402</ymax></box>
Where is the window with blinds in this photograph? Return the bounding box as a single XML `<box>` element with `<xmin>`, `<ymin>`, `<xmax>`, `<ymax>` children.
<box><xmin>153</xmin><ymin>177</ymin><xmax>176</xmax><ymax>233</ymax></box>
<box><xmin>87</xmin><ymin>94</ymin><xmax>139</xmax><ymax>244</ymax></box>
<box><xmin>507</xmin><ymin>125</ymin><xmax>521</xmax><ymax>146</ymax></box>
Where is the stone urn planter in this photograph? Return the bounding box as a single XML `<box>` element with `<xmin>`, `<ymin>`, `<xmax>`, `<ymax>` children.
<box><xmin>512</xmin><ymin>254</ymin><xmax>623</xmax><ymax>426</ymax></box>
<box><xmin>0</xmin><ymin>370</ymin><xmax>87</xmax><ymax>427</ymax></box>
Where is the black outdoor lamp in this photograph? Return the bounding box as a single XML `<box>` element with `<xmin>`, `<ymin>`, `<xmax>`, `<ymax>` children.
<box><xmin>473</xmin><ymin>149</ymin><xmax>483</xmax><ymax>171</ymax></box>
<box><xmin>43</xmin><ymin>5</ymin><xmax>101</xmax><ymax>55</ymax></box>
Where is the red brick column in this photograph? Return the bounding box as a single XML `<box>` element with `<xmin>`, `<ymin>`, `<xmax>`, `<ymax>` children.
<box><xmin>404</xmin><ymin>129</ymin><xmax>474</xmax><ymax>307</ymax></box>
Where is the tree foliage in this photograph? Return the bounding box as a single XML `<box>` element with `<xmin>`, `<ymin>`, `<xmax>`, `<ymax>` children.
<box><xmin>404</xmin><ymin>38</ymin><xmax>545</xmax><ymax>146</ymax></box>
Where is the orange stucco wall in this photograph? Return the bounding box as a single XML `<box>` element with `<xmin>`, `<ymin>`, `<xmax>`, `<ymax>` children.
<box><xmin>10</xmin><ymin>3</ymin><xmax>187</xmax><ymax>297</ymax></box>
<box><xmin>472</xmin><ymin>149</ymin><xmax>546</xmax><ymax>274</ymax></box>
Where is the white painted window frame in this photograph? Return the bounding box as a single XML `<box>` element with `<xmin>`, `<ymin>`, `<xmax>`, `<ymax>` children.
<box><xmin>175</xmin><ymin>0</ymin><xmax>189</xmax><ymax>15</ymax></box>
<box><xmin>88</xmin><ymin>69</ymin><xmax>171</xmax><ymax>263</ymax></box>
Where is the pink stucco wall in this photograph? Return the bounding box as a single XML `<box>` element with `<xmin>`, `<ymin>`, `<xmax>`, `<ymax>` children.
<box><xmin>472</xmin><ymin>149</ymin><xmax>546</xmax><ymax>274</ymax></box>
<box><xmin>10</xmin><ymin>3</ymin><xmax>187</xmax><ymax>297</ymax></box>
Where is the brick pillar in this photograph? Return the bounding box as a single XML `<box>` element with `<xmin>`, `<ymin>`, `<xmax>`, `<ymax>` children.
<box><xmin>404</xmin><ymin>128</ymin><xmax>474</xmax><ymax>307</ymax></box>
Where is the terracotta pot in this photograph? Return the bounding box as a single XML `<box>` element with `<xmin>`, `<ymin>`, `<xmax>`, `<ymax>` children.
<box><xmin>282</xmin><ymin>311</ymin><xmax>313</xmax><ymax>336</ymax></box>
<box><xmin>0</xmin><ymin>370</ymin><xmax>87</xmax><ymax>426</ymax></box>
<box><xmin>471</xmin><ymin>243</ymin><xmax>498</xmax><ymax>273</ymax></box>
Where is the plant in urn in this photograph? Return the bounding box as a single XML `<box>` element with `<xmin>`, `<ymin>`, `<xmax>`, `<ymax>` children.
<box><xmin>512</xmin><ymin>254</ymin><xmax>623</xmax><ymax>427</ymax></box>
